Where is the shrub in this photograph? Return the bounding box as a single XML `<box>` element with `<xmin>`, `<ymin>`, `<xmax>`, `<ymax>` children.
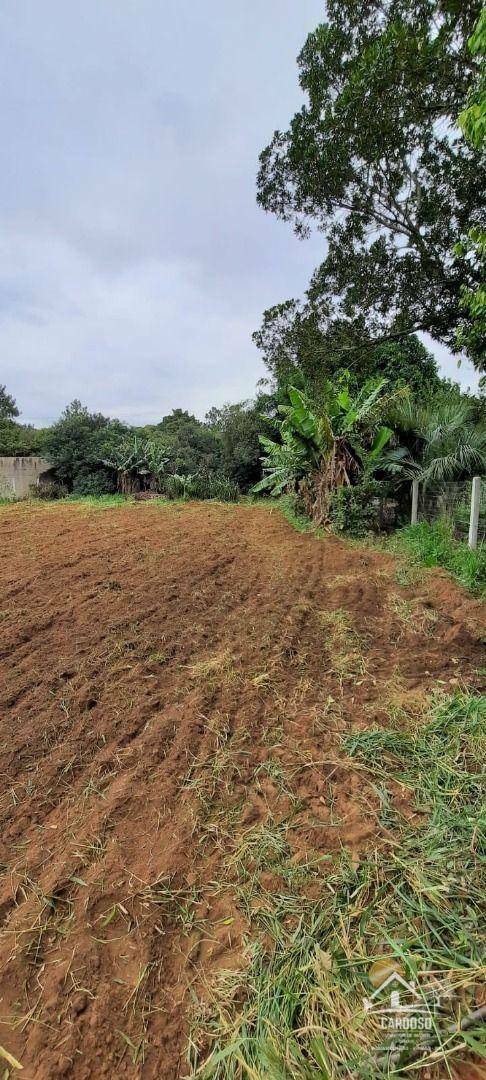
<box><xmin>391</xmin><ymin>520</ymin><xmax>485</xmax><ymax>596</ymax></box>
<box><xmin>162</xmin><ymin>474</ymin><xmax>194</xmax><ymax>499</ymax></box>
<box><xmin>191</xmin><ymin>473</ymin><xmax>240</xmax><ymax>502</ymax></box>
<box><xmin>71</xmin><ymin>468</ymin><xmax>116</xmax><ymax>496</ymax></box>
<box><xmin>162</xmin><ymin>471</ymin><xmax>240</xmax><ymax>503</ymax></box>
<box><xmin>30</xmin><ymin>481</ymin><xmax>68</xmax><ymax>500</ymax></box>
<box><xmin>329</xmin><ymin>480</ymin><xmax>382</xmax><ymax>537</ymax></box>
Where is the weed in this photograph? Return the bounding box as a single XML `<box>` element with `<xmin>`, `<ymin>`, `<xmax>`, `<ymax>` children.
<box><xmin>273</xmin><ymin>494</ymin><xmax>317</xmax><ymax>534</ymax></box>
<box><xmin>183</xmin><ymin>724</ymin><xmax>248</xmax><ymax>819</ymax></box>
<box><xmin>116</xmin><ymin>1028</ymin><xmax>147</xmax><ymax>1066</ymax></box>
<box><xmin>137</xmin><ymin>874</ymin><xmax>204</xmax><ymax>935</ymax></box>
<box><xmin>389</xmin><ymin>521</ymin><xmax>486</xmax><ymax>596</ymax></box>
<box><xmin>226</xmin><ymin>816</ymin><xmax>291</xmax><ymax>888</ymax></box>
<box><xmin>188</xmin><ymin>693</ymin><xmax>486</xmax><ymax>1079</ymax></box>
<box><xmin>147</xmin><ymin>650</ymin><xmax>171</xmax><ymax>665</ymax></box>
<box><xmin>262</xmin><ymin>723</ymin><xmax>284</xmax><ymax>748</ymax></box>
<box><xmin>252</xmin><ymin>758</ymin><xmax>295</xmax><ymax>800</ymax></box>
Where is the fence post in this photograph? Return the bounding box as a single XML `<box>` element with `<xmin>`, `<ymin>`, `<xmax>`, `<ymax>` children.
<box><xmin>411</xmin><ymin>479</ymin><xmax>419</xmax><ymax>525</ymax></box>
<box><xmin>468</xmin><ymin>476</ymin><xmax>481</xmax><ymax>551</ymax></box>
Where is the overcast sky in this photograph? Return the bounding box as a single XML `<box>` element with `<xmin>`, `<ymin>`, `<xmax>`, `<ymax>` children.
<box><xmin>0</xmin><ymin>1</ymin><xmax>480</xmax><ymax>427</ymax></box>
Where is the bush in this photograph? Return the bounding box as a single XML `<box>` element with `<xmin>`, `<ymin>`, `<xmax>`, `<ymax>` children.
<box><xmin>191</xmin><ymin>473</ymin><xmax>240</xmax><ymax>502</ymax></box>
<box><xmin>162</xmin><ymin>472</ymin><xmax>240</xmax><ymax>503</ymax></box>
<box><xmin>162</xmin><ymin>474</ymin><xmax>194</xmax><ymax>499</ymax></box>
<box><xmin>71</xmin><ymin>468</ymin><xmax>116</xmax><ymax>496</ymax></box>
<box><xmin>30</xmin><ymin>481</ymin><xmax>68</xmax><ymax>500</ymax></box>
<box><xmin>329</xmin><ymin>481</ymin><xmax>382</xmax><ymax>537</ymax></box>
<box><xmin>391</xmin><ymin>521</ymin><xmax>485</xmax><ymax>595</ymax></box>
<box><xmin>0</xmin><ymin>420</ymin><xmax>47</xmax><ymax>456</ymax></box>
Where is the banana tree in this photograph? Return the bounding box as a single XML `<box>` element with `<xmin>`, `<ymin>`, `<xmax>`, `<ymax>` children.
<box><xmin>253</xmin><ymin>380</ymin><xmax>394</xmax><ymax>523</ymax></box>
<box><xmin>101</xmin><ymin>436</ymin><xmax>169</xmax><ymax>493</ymax></box>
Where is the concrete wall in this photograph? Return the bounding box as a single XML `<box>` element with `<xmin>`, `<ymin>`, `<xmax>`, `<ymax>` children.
<box><xmin>0</xmin><ymin>456</ymin><xmax>54</xmax><ymax>498</ymax></box>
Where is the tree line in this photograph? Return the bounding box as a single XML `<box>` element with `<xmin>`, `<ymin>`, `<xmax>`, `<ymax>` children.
<box><xmin>1</xmin><ymin>0</ymin><xmax>484</xmax><ymax>526</ymax></box>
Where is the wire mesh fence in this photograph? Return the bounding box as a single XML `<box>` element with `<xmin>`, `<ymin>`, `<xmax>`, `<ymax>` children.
<box><xmin>412</xmin><ymin>478</ymin><xmax>485</xmax><ymax>546</ymax></box>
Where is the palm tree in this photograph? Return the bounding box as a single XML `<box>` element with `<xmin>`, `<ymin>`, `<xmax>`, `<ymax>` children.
<box><xmin>383</xmin><ymin>397</ymin><xmax>486</xmax><ymax>484</ymax></box>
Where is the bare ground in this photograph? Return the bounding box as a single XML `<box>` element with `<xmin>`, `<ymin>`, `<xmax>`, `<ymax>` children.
<box><xmin>0</xmin><ymin>501</ymin><xmax>484</xmax><ymax>1079</ymax></box>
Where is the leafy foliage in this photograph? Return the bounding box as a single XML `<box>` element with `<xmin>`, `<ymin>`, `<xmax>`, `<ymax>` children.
<box><xmin>254</xmin><ymin>304</ymin><xmax>441</xmax><ymax>396</ymax></box>
<box><xmin>0</xmin><ymin>385</ymin><xmax>19</xmax><ymax>420</ymax></box>
<box><xmin>0</xmin><ymin>384</ymin><xmax>47</xmax><ymax>458</ymax></box>
<box><xmin>459</xmin><ymin>6</ymin><xmax>486</xmax><ymax>150</ymax></box>
<box><xmin>253</xmin><ymin>380</ymin><xmax>394</xmax><ymax>523</ymax></box>
<box><xmin>0</xmin><ymin>420</ymin><xmax>46</xmax><ymax>457</ymax></box>
<box><xmin>13</xmin><ymin>398</ymin><xmax>244</xmax><ymax>502</ymax></box>
<box><xmin>153</xmin><ymin>410</ymin><xmax>222</xmax><ymax>476</ymax></box>
<box><xmin>42</xmin><ymin>400</ymin><xmax>124</xmax><ymax>491</ymax></box>
<box><xmin>205</xmin><ymin>397</ymin><xmax>276</xmax><ymax>491</ymax></box>
<box><xmin>329</xmin><ymin>480</ymin><xmax>383</xmax><ymax>537</ymax></box>
<box><xmin>390</xmin><ymin>519</ymin><xmax>486</xmax><ymax>595</ymax></box>
<box><xmin>257</xmin><ymin>0</ymin><xmax>485</xmax><ymax>369</ymax></box>
<box><xmin>383</xmin><ymin>394</ymin><xmax>486</xmax><ymax>482</ymax></box>
<box><xmin>101</xmin><ymin>434</ymin><xmax>169</xmax><ymax>493</ymax></box>
<box><xmin>455</xmin><ymin>7</ymin><xmax>486</xmax><ymax>373</ymax></box>
<box><xmin>72</xmin><ymin>468</ymin><xmax>120</xmax><ymax>497</ymax></box>
<box><xmin>162</xmin><ymin>472</ymin><xmax>240</xmax><ymax>502</ymax></box>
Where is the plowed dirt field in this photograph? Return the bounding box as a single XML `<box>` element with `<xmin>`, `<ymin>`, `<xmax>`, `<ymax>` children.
<box><xmin>0</xmin><ymin>501</ymin><xmax>484</xmax><ymax>1078</ymax></box>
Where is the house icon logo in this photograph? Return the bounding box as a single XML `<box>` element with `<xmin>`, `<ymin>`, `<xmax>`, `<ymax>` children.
<box><xmin>364</xmin><ymin>971</ymin><xmax>421</xmax><ymax>1013</ymax></box>
<box><xmin>363</xmin><ymin>969</ymin><xmax>439</xmax><ymax>1032</ymax></box>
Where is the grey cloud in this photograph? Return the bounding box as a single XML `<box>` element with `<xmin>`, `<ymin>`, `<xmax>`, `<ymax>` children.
<box><xmin>0</xmin><ymin>0</ymin><xmax>479</xmax><ymax>427</ymax></box>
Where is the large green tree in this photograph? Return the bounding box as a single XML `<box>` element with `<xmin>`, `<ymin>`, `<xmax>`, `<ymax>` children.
<box><xmin>455</xmin><ymin>6</ymin><xmax>486</xmax><ymax>372</ymax></box>
<box><xmin>257</xmin><ymin>0</ymin><xmax>485</xmax><ymax>368</ymax></box>
<box><xmin>43</xmin><ymin>401</ymin><xmax>126</xmax><ymax>491</ymax></box>
<box><xmin>0</xmin><ymin>385</ymin><xmax>19</xmax><ymax>420</ymax></box>
<box><xmin>254</xmin><ymin>301</ymin><xmax>440</xmax><ymax>395</ymax></box>
<box><xmin>0</xmin><ymin>385</ymin><xmax>46</xmax><ymax>457</ymax></box>
<box><xmin>152</xmin><ymin>409</ymin><xmax>222</xmax><ymax>475</ymax></box>
<box><xmin>205</xmin><ymin>395</ymin><xmax>277</xmax><ymax>491</ymax></box>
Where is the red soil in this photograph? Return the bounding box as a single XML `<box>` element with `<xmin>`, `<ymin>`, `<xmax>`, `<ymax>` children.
<box><xmin>0</xmin><ymin>502</ymin><xmax>484</xmax><ymax>1079</ymax></box>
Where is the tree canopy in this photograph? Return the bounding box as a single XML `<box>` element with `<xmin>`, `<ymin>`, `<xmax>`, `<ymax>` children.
<box><xmin>152</xmin><ymin>409</ymin><xmax>222</xmax><ymax>475</ymax></box>
<box><xmin>0</xmin><ymin>385</ymin><xmax>19</xmax><ymax>421</ymax></box>
<box><xmin>42</xmin><ymin>401</ymin><xmax>125</xmax><ymax>492</ymax></box>
<box><xmin>0</xmin><ymin>384</ymin><xmax>46</xmax><ymax>457</ymax></box>
<box><xmin>455</xmin><ymin>7</ymin><xmax>486</xmax><ymax>373</ymax></box>
<box><xmin>257</xmin><ymin>0</ymin><xmax>485</xmax><ymax>369</ymax></box>
<box><xmin>254</xmin><ymin>301</ymin><xmax>441</xmax><ymax>396</ymax></box>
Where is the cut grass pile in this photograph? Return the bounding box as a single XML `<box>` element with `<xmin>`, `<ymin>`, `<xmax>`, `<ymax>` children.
<box><xmin>317</xmin><ymin>608</ymin><xmax>368</xmax><ymax>683</ymax></box>
<box><xmin>389</xmin><ymin>521</ymin><xmax>485</xmax><ymax>597</ymax></box>
<box><xmin>188</xmin><ymin>693</ymin><xmax>486</xmax><ymax>1078</ymax></box>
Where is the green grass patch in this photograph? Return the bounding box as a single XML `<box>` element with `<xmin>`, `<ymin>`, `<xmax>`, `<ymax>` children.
<box><xmin>62</xmin><ymin>493</ymin><xmax>131</xmax><ymax>509</ymax></box>
<box><xmin>276</xmin><ymin>495</ymin><xmax>317</xmax><ymax>534</ymax></box>
<box><xmin>250</xmin><ymin>494</ymin><xmax>320</xmax><ymax>535</ymax></box>
<box><xmin>388</xmin><ymin>520</ymin><xmax>485</xmax><ymax>596</ymax></box>
<box><xmin>188</xmin><ymin>693</ymin><xmax>486</xmax><ymax>1078</ymax></box>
